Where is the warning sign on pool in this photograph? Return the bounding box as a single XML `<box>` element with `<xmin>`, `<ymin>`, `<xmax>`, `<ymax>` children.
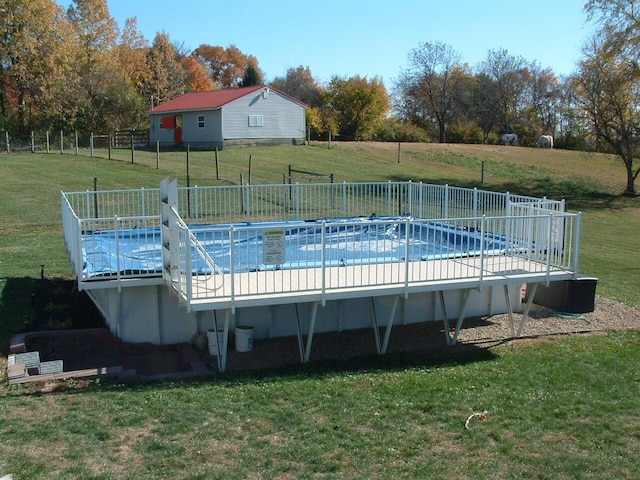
<box><xmin>262</xmin><ymin>229</ymin><xmax>286</xmax><ymax>265</ymax></box>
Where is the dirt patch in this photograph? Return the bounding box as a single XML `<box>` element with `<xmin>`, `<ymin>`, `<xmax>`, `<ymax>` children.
<box><xmin>11</xmin><ymin>289</ymin><xmax>640</xmax><ymax>380</ymax></box>
<box><xmin>217</xmin><ymin>295</ymin><xmax>640</xmax><ymax>372</ymax></box>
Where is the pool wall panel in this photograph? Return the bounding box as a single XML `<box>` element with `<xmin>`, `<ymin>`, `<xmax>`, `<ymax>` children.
<box><xmin>87</xmin><ymin>282</ymin><xmax>523</xmax><ymax>346</ymax></box>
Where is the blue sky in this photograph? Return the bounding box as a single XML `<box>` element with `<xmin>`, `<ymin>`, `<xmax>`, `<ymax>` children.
<box><xmin>60</xmin><ymin>0</ymin><xmax>594</xmax><ymax>86</ymax></box>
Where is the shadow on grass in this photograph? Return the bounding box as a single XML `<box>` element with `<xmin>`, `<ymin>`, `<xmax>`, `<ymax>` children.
<box><xmin>0</xmin><ymin>276</ymin><xmax>104</xmax><ymax>356</ymax></box>
<box><xmin>221</xmin><ymin>343</ymin><xmax>499</xmax><ymax>384</ymax></box>
<box><xmin>40</xmin><ymin>342</ymin><xmax>497</xmax><ymax>397</ymax></box>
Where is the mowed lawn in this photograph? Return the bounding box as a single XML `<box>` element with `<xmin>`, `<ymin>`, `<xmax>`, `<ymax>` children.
<box><xmin>1</xmin><ymin>142</ymin><xmax>639</xmax><ymax>479</ymax></box>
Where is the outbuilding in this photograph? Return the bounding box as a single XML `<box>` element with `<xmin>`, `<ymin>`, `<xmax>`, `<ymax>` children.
<box><xmin>148</xmin><ymin>85</ymin><xmax>307</xmax><ymax>150</ymax></box>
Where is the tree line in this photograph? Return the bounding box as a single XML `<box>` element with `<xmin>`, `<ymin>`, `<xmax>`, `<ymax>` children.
<box><xmin>1</xmin><ymin>0</ymin><xmax>638</xmax><ymax>193</ymax></box>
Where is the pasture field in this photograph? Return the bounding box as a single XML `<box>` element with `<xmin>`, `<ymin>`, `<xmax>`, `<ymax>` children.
<box><xmin>1</xmin><ymin>142</ymin><xmax>639</xmax><ymax>479</ymax></box>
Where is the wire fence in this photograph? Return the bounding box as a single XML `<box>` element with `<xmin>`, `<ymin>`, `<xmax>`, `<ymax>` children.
<box><xmin>1</xmin><ymin>130</ymin><xmax>149</xmax><ymax>154</ymax></box>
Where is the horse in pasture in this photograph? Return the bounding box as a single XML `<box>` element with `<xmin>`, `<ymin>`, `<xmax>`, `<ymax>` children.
<box><xmin>501</xmin><ymin>133</ymin><xmax>518</xmax><ymax>146</ymax></box>
<box><xmin>536</xmin><ymin>135</ymin><xmax>554</xmax><ymax>148</ymax></box>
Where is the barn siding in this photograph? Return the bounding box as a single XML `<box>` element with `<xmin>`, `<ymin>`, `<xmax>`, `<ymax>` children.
<box><xmin>181</xmin><ymin>110</ymin><xmax>222</xmax><ymax>144</ymax></box>
<box><xmin>149</xmin><ymin>115</ymin><xmax>176</xmax><ymax>145</ymax></box>
<box><xmin>222</xmin><ymin>89</ymin><xmax>306</xmax><ymax>140</ymax></box>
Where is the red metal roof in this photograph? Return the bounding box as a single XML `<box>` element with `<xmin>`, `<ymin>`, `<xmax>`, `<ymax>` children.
<box><xmin>148</xmin><ymin>85</ymin><xmax>305</xmax><ymax>114</ymax></box>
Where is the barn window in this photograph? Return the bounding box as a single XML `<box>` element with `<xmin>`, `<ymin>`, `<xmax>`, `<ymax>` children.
<box><xmin>248</xmin><ymin>115</ymin><xmax>263</xmax><ymax>127</ymax></box>
<box><xmin>197</xmin><ymin>115</ymin><xmax>205</xmax><ymax>128</ymax></box>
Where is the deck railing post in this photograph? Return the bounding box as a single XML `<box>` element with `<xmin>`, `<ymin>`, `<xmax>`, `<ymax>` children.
<box><xmin>185</xmin><ymin>227</ymin><xmax>192</xmax><ymax>310</ymax></box>
<box><xmin>444</xmin><ymin>184</ymin><xmax>449</xmax><ymax>219</ymax></box>
<box><xmin>473</xmin><ymin>187</ymin><xmax>478</xmax><ymax>220</ymax></box>
<box><xmin>194</xmin><ymin>185</ymin><xmax>199</xmax><ymax>222</ymax></box>
<box><xmin>545</xmin><ymin>212</ymin><xmax>554</xmax><ymax>284</ymax></box>
<box><xmin>114</xmin><ymin>216</ymin><xmax>121</xmax><ymax>289</ymax></box>
<box><xmin>342</xmin><ymin>182</ymin><xmax>347</xmax><ymax>217</ymax></box>
<box><xmin>418</xmin><ymin>181</ymin><xmax>423</xmax><ymax>219</ymax></box>
<box><xmin>478</xmin><ymin>215</ymin><xmax>486</xmax><ymax>290</ymax></box>
<box><xmin>321</xmin><ymin>220</ymin><xmax>327</xmax><ymax>306</ymax></box>
<box><xmin>140</xmin><ymin>187</ymin><xmax>146</xmax><ymax>225</ymax></box>
<box><xmin>404</xmin><ymin>217</ymin><xmax>411</xmax><ymax>295</ymax></box>
<box><xmin>573</xmin><ymin>212</ymin><xmax>581</xmax><ymax>277</ymax></box>
<box><xmin>229</xmin><ymin>225</ymin><xmax>236</xmax><ymax>313</ymax></box>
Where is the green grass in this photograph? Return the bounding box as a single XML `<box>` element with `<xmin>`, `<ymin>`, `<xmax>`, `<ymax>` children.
<box><xmin>0</xmin><ymin>142</ymin><xmax>639</xmax><ymax>478</ymax></box>
<box><xmin>1</xmin><ymin>330</ymin><xmax>640</xmax><ymax>478</ymax></box>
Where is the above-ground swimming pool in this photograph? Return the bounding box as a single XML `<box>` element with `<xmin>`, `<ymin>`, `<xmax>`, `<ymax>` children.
<box><xmin>81</xmin><ymin>215</ymin><xmax>512</xmax><ymax>278</ymax></box>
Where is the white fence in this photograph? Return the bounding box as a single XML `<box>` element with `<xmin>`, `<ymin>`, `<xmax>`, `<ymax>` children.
<box><xmin>61</xmin><ymin>181</ymin><xmax>579</xmax><ymax>309</ymax></box>
<box><xmin>63</xmin><ymin>181</ymin><xmax>565</xmax><ymax>225</ymax></box>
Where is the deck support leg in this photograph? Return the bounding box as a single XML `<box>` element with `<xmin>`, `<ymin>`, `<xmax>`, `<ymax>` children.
<box><xmin>295</xmin><ymin>302</ymin><xmax>319</xmax><ymax>363</ymax></box>
<box><xmin>516</xmin><ymin>283</ymin><xmax>539</xmax><ymax>337</ymax></box>
<box><xmin>371</xmin><ymin>296</ymin><xmax>399</xmax><ymax>355</ymax></box>
<box><xmin>504</xmin><ymin>284</ymin><xmax>516</xmax><ymax>337</ymax></box>
<box><xmin>450</xmin><ymin>289</ymin><xmax>472</xmax><ymax>345</ymax></box>
<box><xmin>213</xmin><ymin>309</ymin><xmax>230</xmax><ymax>372</ymax></box>
<box><xmin>439</xmin><ymin>291</ymin><xmax>453</xmax><ymax>346</ymax></box>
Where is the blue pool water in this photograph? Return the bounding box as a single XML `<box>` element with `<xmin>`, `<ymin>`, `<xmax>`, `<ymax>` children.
<box><xmin>81</xmin><ymin>216</ymin><xmax>510</xmax><ymax>278</ymax></box>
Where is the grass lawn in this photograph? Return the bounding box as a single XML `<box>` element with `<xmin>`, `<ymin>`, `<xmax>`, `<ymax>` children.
<box><xmin>1</xmin><ymin>331</ymin><xmax>639</xmax><ymax>479</ymax></box>
<box><xmin>1</xmin><ymin>142</ymin><xmax>639</xmax><ymax>478</ymax></box>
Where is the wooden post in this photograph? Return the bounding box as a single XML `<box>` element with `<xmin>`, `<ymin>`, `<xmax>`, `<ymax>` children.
<box><xmin>481</xmin><ymin>160</ymin><xmax>485</xmax><ymax>184</ymax></box>
<box><xmin>5</xmin><ymin>131</ymin><xmax>9</xmax><ymax>154</ymax></box>
<box><xmin>248</xmin><ymin>154</ymin><xmax>252</xmax><ymax>185</ymax></box>
<box><xmin>130</xmin><ymin>131</ymin><xmax>134</xmax><ymax>163</ymax></box>
<box><xmin>215</xmin><ymin>147</ymin><xmax>219</xmax><ymax>180</ymax></box>
<box><xmin>31</xmin><ymin>131</ymin><xmax>35</xmax><ymax>152</ymax></box>
<box><xmin>397</xmin><ymin>142</ymin><xmax>401</xmax><ymax>164</ymax></box>
<box><xmin>75</xmin><ymin>131</ymin><xmax>79</xmax><ymax>155</ymax></box>
<box><xmin>328</xmin><ymin>131</ymin><xmax>332</xmax><ymax>149</ymax></box>
<box><xmin>90</xmin><ymin>132</ymin><xmax>94</xmax><ymax>157</ymax></box>
<box><xmin>156</xmin><ymin>140</ymin><xmax>160</xmax><ymax>169</ymax></box>
<box><xmin>46</xmin><ymin>131</ymin><xmax>50</xmax><ymax>153</ymax></box>
<box><xmin>60</xmin><ymin>131</ymin><xmax>64</xmax><ymax>154</ymax></box>
<box><xmin>108</xmin><ymin>133</ymin><xmax>112</xmax><ymax>160</ymax></box>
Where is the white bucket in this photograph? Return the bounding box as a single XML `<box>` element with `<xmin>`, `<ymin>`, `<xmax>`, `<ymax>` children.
<box><xmin>235</xmin><ymin>326</ymin><xmax>254</xmax><ymax>352</ymax></box>
<box><xmin>207</xmin><ymin>329</ymin><xmax>225</xmax><ymax>356</ymax></box>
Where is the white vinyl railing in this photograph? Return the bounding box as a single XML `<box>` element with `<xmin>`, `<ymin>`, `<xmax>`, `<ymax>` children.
<box><xmin>61</xmin><ymin>181</ymin><xmax>578</xmax><ymax>303</ymax></box>
<box><xmin>63</xmin><ymin>182</ymin><xmax>565</xmax><ymax>226</ymax></box>
<box><xmin>166</xmin><ymin>212</ymin><xmax>580</xmax><ymax>310</ymax></box>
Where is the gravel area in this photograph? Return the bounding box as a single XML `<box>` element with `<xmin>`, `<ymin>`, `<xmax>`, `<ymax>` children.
<box><xmin>222</xmin><ymin>295</ymin><xmax>640</xmax><ymax>372</ymax></box>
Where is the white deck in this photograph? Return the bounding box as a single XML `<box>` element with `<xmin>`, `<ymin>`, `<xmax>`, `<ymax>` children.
<box><xmin>61</xmin><ymin>181</ymin><xmax>582</xmax><ymax>364</ymax></box>
<box><xmin>180</xmin><ymin>254</ymin><xmax>573</xmax><ymax>311</ymax></box>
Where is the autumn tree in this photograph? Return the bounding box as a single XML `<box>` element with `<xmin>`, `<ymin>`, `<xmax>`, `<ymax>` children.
<box><xmin>66</xmin><ymin>0</ymin><xmax>120</xmax><ymax>130</ymax></box>
<box><xmin>324</xmin><ymin>75</ymin><xmax>390</xmax><ymax>140</ymax></box>
<box><xmin>574</xmin><ymin>33</ymin><xmax>640</xmax><ymax>195</ymax></box>
<box><xmin>476</xmin><ymin>48</ymin><xmax>529</xmax><ymax>135</ymax></box>
<box><xmin>143</xmin><ymin>32</ymin><xmax>186</xmax><ymax>106</ymax></box>
<box><xmin>0</xmin><ymin>0</ymin><xmax>74</xmax><ymax>133</ymax></box>
<box><xmin>270</xmin><ymin>66</ymin><xmax>324</xmax><ymax>107</ymax></box>
<box><xmin>192</xmin><ymin>44</ymin><xmax>261</xmax><ymax>88</ymax></box>
<box><xmin>395</xmin><ymin>42</ymin><xmax>467</xmax><ymax>143</ymax></box>
<box><xmin>182</xmin><ymin>56</ymin><xmax>214</xmax><ymax>92</ymax></box>
<box><xmin>115</xmin><ymin>18</ymin><xmax>149</xmax><ymax>92</ymax></box>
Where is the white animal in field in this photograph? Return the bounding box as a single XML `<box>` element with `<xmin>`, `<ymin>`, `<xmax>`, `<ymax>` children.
<box><xmin>536</xmin><ymin>134</ymin><xmax>554</xmax><ymax>148</ymax></box>
<box><xmin>501</xmin><ymin>133</ymin><xmax>518</xmax><ymax>146</ymax></box>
